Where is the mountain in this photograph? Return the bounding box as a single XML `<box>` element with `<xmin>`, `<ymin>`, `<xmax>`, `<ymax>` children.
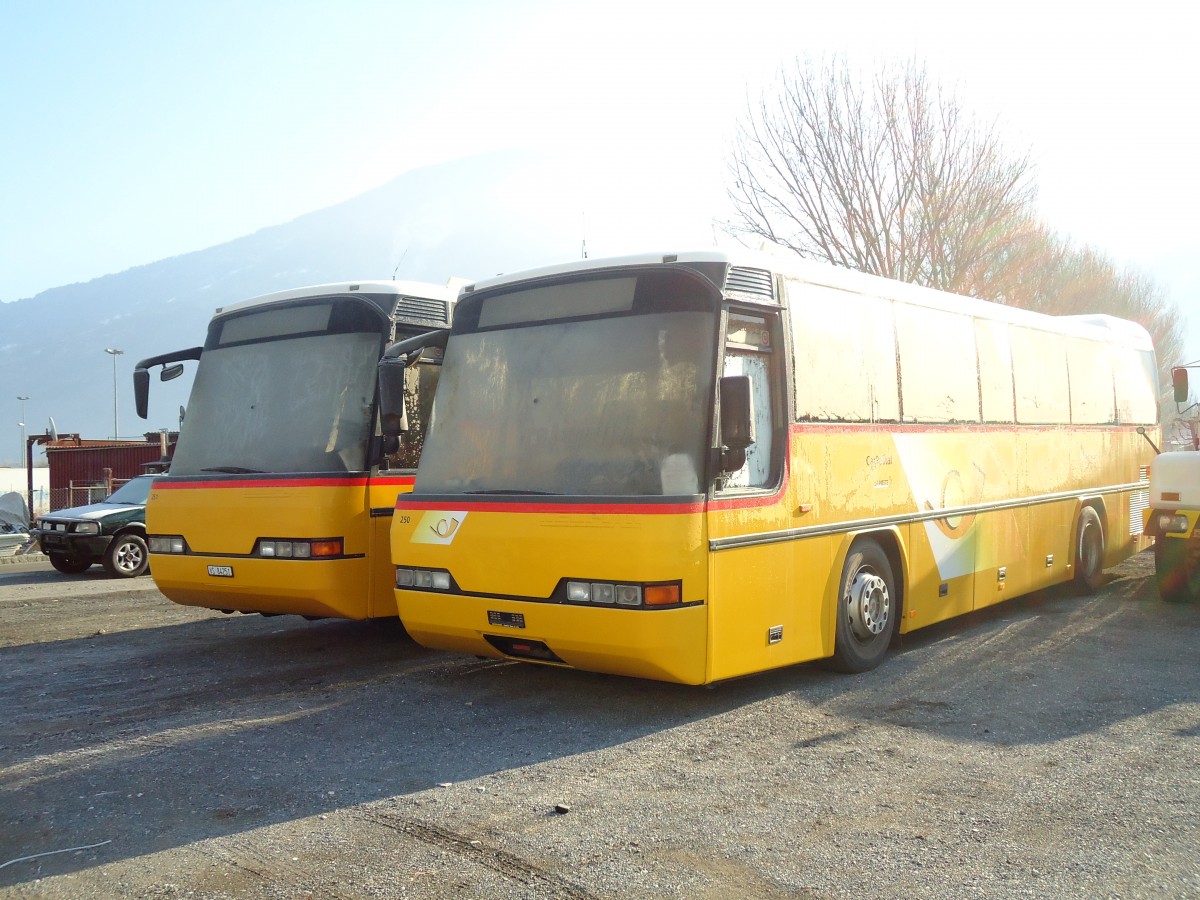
<box><xmin>0</xmin><ymin>150</ymin><xmax>616</xmax><ymax>462</ymax></box>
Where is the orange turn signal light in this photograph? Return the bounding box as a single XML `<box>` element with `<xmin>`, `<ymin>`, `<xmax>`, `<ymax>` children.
<box><xmin>310</xmin><ymin>540</ymin><xmax>344</xmax><ymax>557</ymax></box>
<box><xmin>643</xmin><ymin>584</ymin><xmax>680</xmax><ymax>607</ymax></box>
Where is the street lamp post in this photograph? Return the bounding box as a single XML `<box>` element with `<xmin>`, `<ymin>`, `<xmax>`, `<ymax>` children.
<box><xmin>17</xmin><ymin>395</ymin><xmax>29</xmax><ymax>468</ymax></box>
<box><xmin>104</xmin><ymin>348</ymin><xmax>124</xmax><ymax>439</ymax></box>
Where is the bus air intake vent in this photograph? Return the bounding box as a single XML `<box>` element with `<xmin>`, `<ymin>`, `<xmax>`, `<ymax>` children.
<box><xmin>1130</xmin><ymin>465</ymin><xmax>1150</xmax><ymax>537</ymax></box>
<box><xmin>395</xmin><ymin>296</ymin><xmax>451</xmax><ymax>328</ymax></box>
<box><xmin>725</xmin><ymin>267</ymin><xmax>775</xmax><ymax>303</ymax></box>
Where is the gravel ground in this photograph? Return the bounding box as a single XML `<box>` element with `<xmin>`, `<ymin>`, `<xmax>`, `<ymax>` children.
<box><xmin>1</xmin><ymin>550</ymin><xmax>1197</xmax><ymax>898</ymax></box>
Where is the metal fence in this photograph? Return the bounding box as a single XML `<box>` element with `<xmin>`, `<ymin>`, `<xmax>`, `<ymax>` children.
<box><xmin>46</xmin><ymin>479</ymin><xmax>134</xmax><ymax>513</ymax></box>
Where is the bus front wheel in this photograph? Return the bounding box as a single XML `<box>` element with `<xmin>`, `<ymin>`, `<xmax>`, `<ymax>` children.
<box><xmin>1072</xmin><ymin>506</ymin><xmax>1106</xmax><ymax>595</ymax></box>
<box><xmin>827</xmin><ymin>540</ymin><xmax>897</xmax><ymax>673</ymax></box>
<box><xmin>1155</xmin><ymin>536</ymin><xmax>1200</xmax><ymax>604</ymax></box>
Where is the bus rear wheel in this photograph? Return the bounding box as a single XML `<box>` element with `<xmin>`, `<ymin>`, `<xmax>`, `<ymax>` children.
<box><xmin>826</xmin><ymin>539</ymin><xmax>897</xmax><ymax>673</ymax></box>
<box><xmin>1155</xmin><ymin>536</ymin><xmax>1200</xmax><ymax>604</ymax></box>
<box><xmin>1072</xmin><ymin>506</ymin><xmax>1106</xmax><ymax>594</ymax></box>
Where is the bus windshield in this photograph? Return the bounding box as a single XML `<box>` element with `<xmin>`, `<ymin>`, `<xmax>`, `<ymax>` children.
<box><xmin>416</xmin><ymin>308</ymin><xmax>717</xmax><ymax>496</ymax></box>
<box><xmin>169</xmin><ymin>302</ymin><xmax>385</xmax><ymax>476</ymax></box>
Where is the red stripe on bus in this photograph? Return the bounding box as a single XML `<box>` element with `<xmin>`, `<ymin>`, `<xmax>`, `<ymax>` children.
<box><xmin>394</xmin><ymin>497</ymin><xmax>705</xmax><ymax>515</ymax></box>
<box><xmin>789</xmin><ymin>422</ymin><xmax>1150</xmax><ymax>434</ymax></box>
<box><xmin>154</xmin><ymin>476</ymin><xmax>414</xmax><ymax>490</ymax></box>
<box><xmin>706</xmin><ymin>483</ymin><xmax>790</xmax><ymax>512</ymax></box>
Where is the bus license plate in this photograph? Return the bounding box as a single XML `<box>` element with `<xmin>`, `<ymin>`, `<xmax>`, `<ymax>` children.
<box><xmin>488</xmin><ymin>610</ymin><xmax>525</xmax><ymax>629</ymax></box>
<box><xmin>207</xmin><ymin>565</ymin><xmax>234</xmax><ymax>578</ymax></box>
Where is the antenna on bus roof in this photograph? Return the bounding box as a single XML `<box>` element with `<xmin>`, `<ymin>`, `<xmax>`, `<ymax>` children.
<box><xmin>392</xmin><ymin>248</ymin><xmax>408</xmax><ymax>281</ymax></box>
<box><xmin>581</xmin><ymin>212</ymin><xmax>587</xmax><ymax>259</ymax></box>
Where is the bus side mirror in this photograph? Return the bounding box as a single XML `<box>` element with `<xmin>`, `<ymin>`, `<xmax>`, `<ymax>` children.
<box><xmin>134</xmin><ymin>368</ymin><xmax>150</xmax><ymax>419</ymax></box>
<box><xmin>719</xmin><ymin>374</ymin><xmax>755</xmax><ymax>472</ymax></box>
<box><xmin>1173</xmin><ymin>367</ymin><xmax>1189</xmax><ymax>404</ymax></box>
<box><xmin>1136</xmin><ymin>426</ymin><xmax>1162</xmax><ymax>455</ymax></box>
<box><xmin>378</xmin><ymin>356</ymin><xmax>411</xmax><ymax>437</ymax></box>
<box><xmin>378</xmin><ymin>327</ymin><xmax>450</xmax><ymax>437</ymax></box>
<box><xmin>132</xmin><ymin>346</ymin><xmax>202</xmax><ymax>420</ymax></box>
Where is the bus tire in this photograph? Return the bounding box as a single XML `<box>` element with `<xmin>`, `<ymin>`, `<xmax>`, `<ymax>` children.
<box><xmin>826</xmin><ymin>539</ymin><xmax>897</xmax><ymax>673</ymax></box>
<box><xmin>1072</xmin><ymin>506</ymin><xmax>1105</xmax><ymax>595</ymax></box>
<box><xmin>1154</xmin><ymin>536</ymin><xmax>1200</xmax><ymax>604</ymax></box>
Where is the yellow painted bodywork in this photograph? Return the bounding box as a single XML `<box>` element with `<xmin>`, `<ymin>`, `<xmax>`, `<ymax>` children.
<box><xmin>392</xmin><ymin>426</ymin><xmax>1154</xmax><ymax>684</ymax></box>
<box><xmin>393</xmin><ymin>503</ymin><xmax>709</xmax><ymax>683</ymax></box>
<box><xmin>148</xmin><ymin>475</ymin><xmax>413</xmax><ymax>619</ymax></box>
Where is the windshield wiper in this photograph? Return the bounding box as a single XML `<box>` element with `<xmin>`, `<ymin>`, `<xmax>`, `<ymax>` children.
<box><xmin>201</xmin><ymin>466</ymin><xmax>268</xmax><ymax>474</ymax></box>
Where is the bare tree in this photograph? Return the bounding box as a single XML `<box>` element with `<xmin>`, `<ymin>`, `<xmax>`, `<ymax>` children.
<box><xmin>727</xmin><ymin>55</ymin><xmax>1185</xmax><ymax>389</ymax></box>
<box><xmin>727</xmin><ymin>57</ymin><xmax>1036</xmax><ymax>293</ymax></box>
<box><xmin>978</xmin><ymin>219</ymin><xmax>1183</xmax><ymax>380</ymax></box>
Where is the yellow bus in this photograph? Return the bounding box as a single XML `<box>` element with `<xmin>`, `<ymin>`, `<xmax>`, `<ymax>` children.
<box><xmin>379</xmin><ymin>251</ymin><xmax>1160</xmax><ymax>684</ymax></box>
<box><xmin>133</xmin><ymin>280</ymin><xmax>454</xmax><ymax>620</ymax></box>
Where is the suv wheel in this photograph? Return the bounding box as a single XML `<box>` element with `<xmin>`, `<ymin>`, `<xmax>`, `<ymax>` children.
<box><xmin>104</xmin><ymin>534</ymin><xmax>149</xmax><ymax>578</ymax></box>
<box><xmin>49</xmin><ymin>552</ymin><xmax>92</xmax><ymax>574</ymax></box>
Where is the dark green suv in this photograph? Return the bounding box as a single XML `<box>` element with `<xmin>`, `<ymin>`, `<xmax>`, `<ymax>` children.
<box><xmin>37</xmin><ymin>475</ymin><xmax>153</xmax><ymax>577</ymax></box>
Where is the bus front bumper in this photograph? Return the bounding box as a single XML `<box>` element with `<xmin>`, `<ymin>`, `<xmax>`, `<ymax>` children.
<box><xmin>151</xmin><ymin>553</ymin><xmax>376</xmax><ymax>619</ymax></box>
<box><xmin>396</xmin><ymin>588</ymin><xmax>710</xmax><ymax>685</ymax></box>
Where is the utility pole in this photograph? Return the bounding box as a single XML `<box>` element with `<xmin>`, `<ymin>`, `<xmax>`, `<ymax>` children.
<box><xmin>104</xmin><ymin>348</ymin><xmax>124</xmax><ymax>439</ymax></box>
<box><xmin>17</xmin><ymin>395</ymin><xmax>29</xmax><ymax>468</ymax></box>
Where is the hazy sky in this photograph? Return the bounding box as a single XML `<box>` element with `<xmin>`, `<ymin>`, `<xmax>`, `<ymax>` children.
<box><xmin>2</xmin><ymin>0</ymin><xmax>1197</xmax><ymax>355</ymax></box>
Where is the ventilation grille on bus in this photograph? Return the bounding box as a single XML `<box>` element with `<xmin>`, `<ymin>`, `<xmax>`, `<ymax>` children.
<box><xmin>725</xmin><ymin>266</ymin><xmax>775</xmax><ymax>303</ymax></box>
<box><xmin>1130</xmin><ymin>466</ymin><xmax>1150</xmax><ymax>537</ymax></box>
<box><xmin>395</xmin><ymin>296</ymin><xmax>452</xmax><ymax>328</ymax></box>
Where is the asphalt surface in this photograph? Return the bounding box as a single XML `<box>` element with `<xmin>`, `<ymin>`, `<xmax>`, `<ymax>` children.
<box><xmin>1</xmin><ymin>550</ymin><xmax>1197</xmax><ymax>898</ymax></box>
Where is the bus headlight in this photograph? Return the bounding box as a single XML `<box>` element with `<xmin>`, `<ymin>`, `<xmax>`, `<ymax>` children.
<box><xmin>563</xmin><ymin>580</ymin><xmax>682</xmax><ymax>608</ymax></box>
<box><xmin>396</xmin><ymin>567</ymin><xmax>451</xmax><ymax>590</ymax></box>
<box><xmin>256</xmin><ymin>539</ymin><xmax>340</xmax><ymax>558</ymax></box>
<box><xmin>1156</xmin><ymin>513</ymin><xmax>1191</xmax><ymax>534</ymax></box>
<box><xmin>614</xmin><ymin>585</ymin><xmax>642</xmax><ymax>606</ymax></box>
<box><xmin>148</xmin><ymin>535</ymin><xmax>186</xmax><ymax>553</ymax></box>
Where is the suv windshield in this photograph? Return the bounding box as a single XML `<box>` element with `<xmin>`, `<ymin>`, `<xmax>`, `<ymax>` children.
<box><xmin>105</xmin><ymin>477</ymin><xmax>153</xmax><ymax>505</ymax></box>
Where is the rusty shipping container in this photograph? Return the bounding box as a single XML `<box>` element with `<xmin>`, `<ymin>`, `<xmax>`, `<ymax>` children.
<box><xmin>44</xmin><ymin>433</ymin><xmax>176</xmax><ymax>511</ymax></box>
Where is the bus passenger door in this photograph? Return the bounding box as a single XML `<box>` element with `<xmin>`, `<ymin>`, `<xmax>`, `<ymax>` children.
<box><xmin>708</xmin><ymin>309</ymin><xmax>824</xmax><ymax>681</ymax></box>
<box><xmin>367</xmin><ymin>472</ymin><xmax>413</xmax><ymax>618</ymax></box>
<box><xmin>368</xmin><ymin>356</ymin><xmax>441</xmax><ymax>618</ymax></box>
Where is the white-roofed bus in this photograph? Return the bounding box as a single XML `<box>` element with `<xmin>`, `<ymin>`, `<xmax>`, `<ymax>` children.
<box><xmin>134</xmin><ymin>280</ymin><xmax>456</xmax><ymax>620</ymax></box>
<box><xmin>377</xmin><ymin>252</ymin><xmax>1159</xmax><ymax>683</ymax></box>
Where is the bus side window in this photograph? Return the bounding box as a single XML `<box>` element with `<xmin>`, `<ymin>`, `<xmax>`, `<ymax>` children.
<box><xmin>721</xmin><ymin>350</ymin><xmax>774</xmax><ymax>489</ymax></box>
